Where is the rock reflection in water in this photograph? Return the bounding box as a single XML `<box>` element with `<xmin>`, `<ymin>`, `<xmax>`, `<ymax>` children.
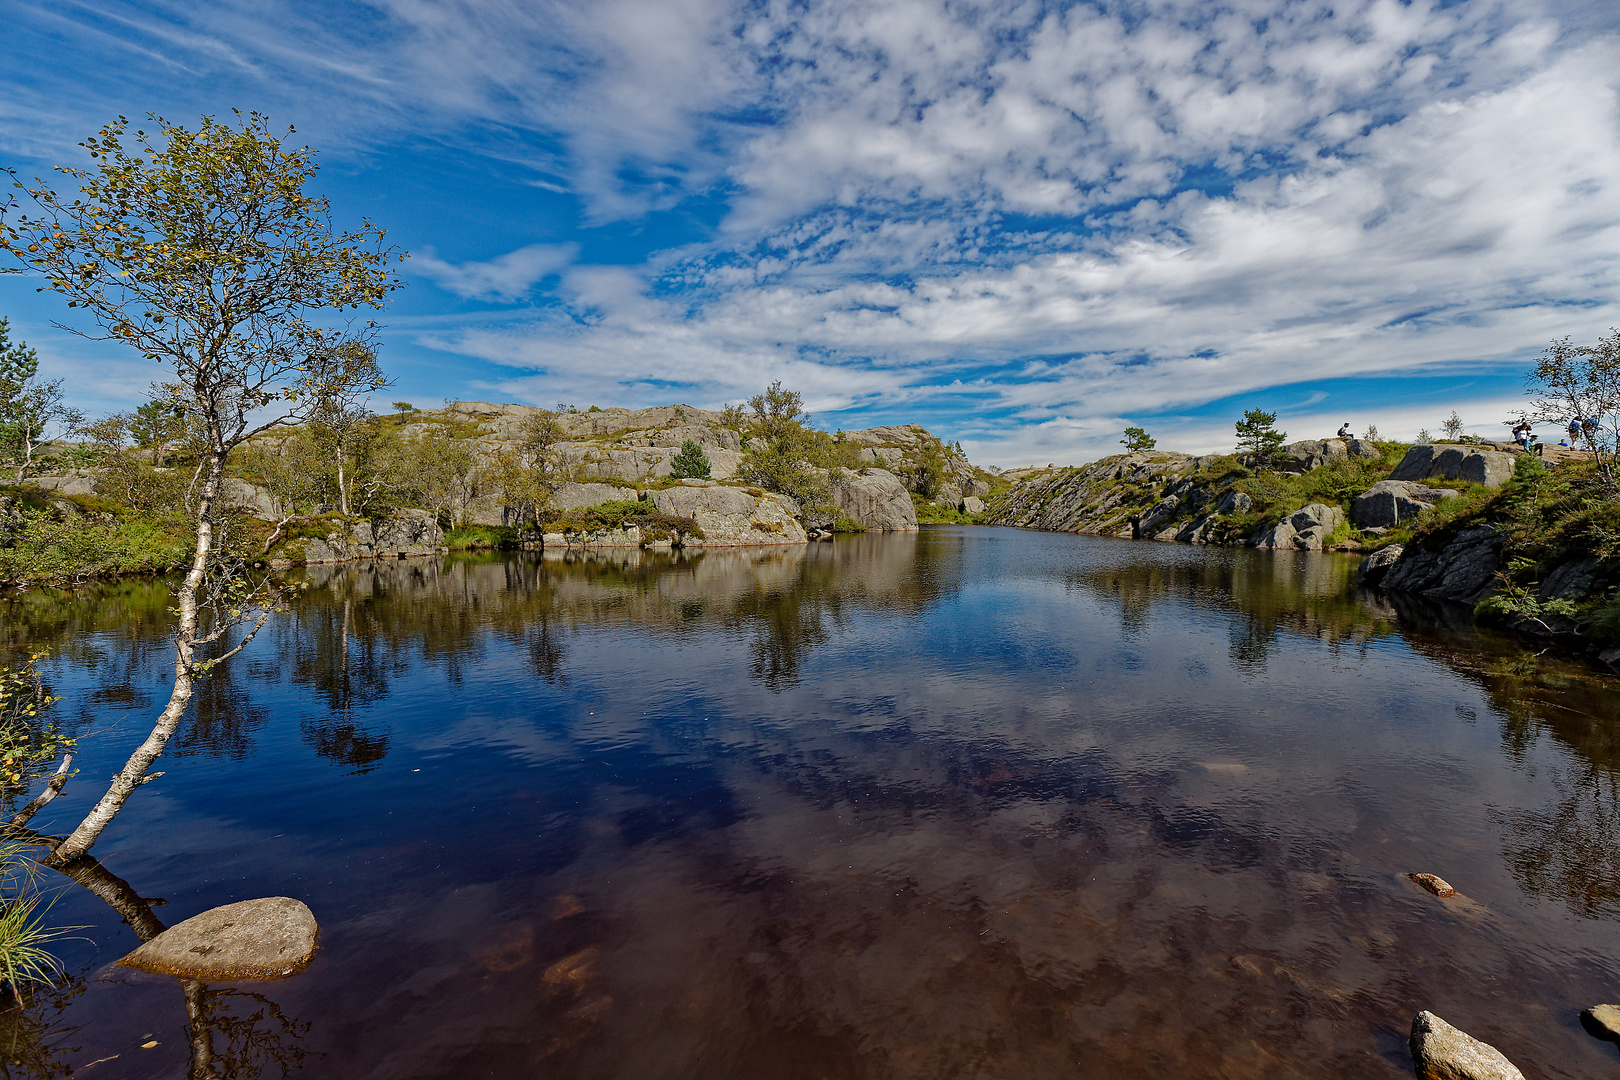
<box><xmin>9</xmin><ymin>529</ymin><xmax>1620</xmax><ymax>1077</ymax></box>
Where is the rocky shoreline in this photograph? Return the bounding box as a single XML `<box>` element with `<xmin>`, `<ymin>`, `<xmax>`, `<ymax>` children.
<box><xmin>986</xmin><ymin>438</ymin><xmax>1617</xmax><ymax>665</ymax></box>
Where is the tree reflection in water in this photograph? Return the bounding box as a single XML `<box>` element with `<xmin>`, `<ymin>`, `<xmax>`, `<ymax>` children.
<box><xmin>1391</xmin><ymin>592</ymin><xmax>1620</xmax><ymax>916</ymax></box>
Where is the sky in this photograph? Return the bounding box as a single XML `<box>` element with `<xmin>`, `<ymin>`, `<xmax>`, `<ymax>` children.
<box><xmin>2</xmin><ymin>0</ymin><xmax>1618</xmax><ymax>467</ymax></box>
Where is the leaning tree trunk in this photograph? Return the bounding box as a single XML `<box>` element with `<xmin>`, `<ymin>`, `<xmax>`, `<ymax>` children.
<box><xmin>45</xmin><ymin>444</ymin><xmax>225</xmax><ymax>865</ymax></box>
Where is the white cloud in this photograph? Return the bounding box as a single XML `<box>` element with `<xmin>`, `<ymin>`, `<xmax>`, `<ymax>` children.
<box><xmin>410</xmin><ymin>243</ymin><xmax>579</xmax><ymax>302</ymax></box>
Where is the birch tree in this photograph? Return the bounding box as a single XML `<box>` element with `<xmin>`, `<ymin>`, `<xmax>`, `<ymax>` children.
<box><xmin>0</xmin><ymin>112</ymin><xmax>404</xmax><ymax>863</ymax></box>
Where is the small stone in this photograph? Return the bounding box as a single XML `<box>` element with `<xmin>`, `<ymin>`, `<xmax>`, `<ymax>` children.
<box><xmin>117</xmin><ymin>897</ymin><xmax>318</xmax><ymax>981</ymax></box>
<box><xmin>1580</xmin><ymin>1004</ymin><xmax>1620</xmax><ymax>1042</ymax></box>
<box><xmin>1410</xmin><ymin>873</ymin><xmax>1456</xmax><ymax>898</ymax></box>
<box><xmin>1410</xmin><ymin>1011</ymin><xmax>1525</xmax><ymax>1080</ymax></box>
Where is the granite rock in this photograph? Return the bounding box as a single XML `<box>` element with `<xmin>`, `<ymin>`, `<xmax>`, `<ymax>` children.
<box><xmin>1251</xmin><ymin>503</ymin><xmax>1344</xmax><ymax>550</ymax></box>
<box><xmin>833</xmin><ymin>469</ymin><xmax>918</xmax><ymax>532</ymax></box>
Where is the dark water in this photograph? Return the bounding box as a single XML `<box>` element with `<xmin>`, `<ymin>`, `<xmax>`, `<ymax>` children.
<box><xmin>5</xmin><ymin>527</ymin><xmax>1620</xmax><ymax>1078</ymax></box>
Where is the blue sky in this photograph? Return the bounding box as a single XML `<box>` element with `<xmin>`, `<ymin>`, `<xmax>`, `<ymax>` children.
<box><xmin>3</xmin><ymin>0</ymin><xmax>1618</xmax><ymax>466</ymax></box>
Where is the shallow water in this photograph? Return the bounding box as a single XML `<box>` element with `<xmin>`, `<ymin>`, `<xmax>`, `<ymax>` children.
<box><xmin>6</xmin><ymin>527</ymin><xmax>1620</xmax><ymax>1078</ymax></box>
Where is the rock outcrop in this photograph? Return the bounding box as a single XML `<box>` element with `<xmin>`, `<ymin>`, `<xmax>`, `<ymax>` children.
<box><xmin>1351</xmin><ymin>479</ymin><xmax>1459</xmax><ymax>528</ymax></box>
<box><xmin>299</xmin><ymin>510</ymin><xmax>447</xmax><ymax>564</ymax></box>
<box><xmin>833</xmin><ymin>469</ymin><xmax>919</xmax><ymax>532</ymax></box>
<box><xmin>118</xmin><ymin>897</ymin><xmax>319</xmax><ymax>981</ymax></box>
<box><xmin>1378</xmin><ymin>523</ymin><xmax>1502</xmax><ymax>605</ymax></box>
<box><xmin>1408</xmin><ymin>1011</ymin><xmax>1525</xmax><ymax>1080</ymax></box>
<box><xmin>648</xmin><ymin>482</ymin><xmax>807</xmax><ymax>546</ymax></box>
<box><xmin>1251</xmin><ymin>504</ymin><xmax>1344</xmax><ymax>550</ymax></box>
<box><xmin>987</xmin><ymin>452</ymin><xmax>1202</xmax><ymax>535</ymax></box>
<box><xmin>1390</xmin><ymin>444</ymin><xmax>1517</xmax><ymax>489</ymax></box>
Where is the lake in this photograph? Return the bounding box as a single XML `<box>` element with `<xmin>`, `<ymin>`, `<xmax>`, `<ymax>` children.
<box><xmin>6</xmin><ymin>526</ymin><xmax>1620</xmax><ymax>1078</ymax></box>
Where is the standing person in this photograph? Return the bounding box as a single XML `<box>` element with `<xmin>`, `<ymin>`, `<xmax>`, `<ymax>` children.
<box><xmin>1582</xmin><ymin>416</ymin><xmax>1598</xmax><ymax>445</ymax></box>
<box><xmin>1569</xmin><ymin>417</ymin><xmax>1584</xmax><ymax>446</ymax></box>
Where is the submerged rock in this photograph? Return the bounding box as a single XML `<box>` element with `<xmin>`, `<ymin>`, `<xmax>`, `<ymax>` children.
<box><xmin>1409</xmin><ymin>1012</ymin><xmax>1525</xmax><ymax>1080</ymax></box>
<box><xmin>1409</xmin><ymin>872</ymin><xmax>1457</xmax><ymax>898</ymax></box>
<box><xmin>118</xmin><ymin>897</ymin><xmax>319</xmax><ymax>981</ymax></box>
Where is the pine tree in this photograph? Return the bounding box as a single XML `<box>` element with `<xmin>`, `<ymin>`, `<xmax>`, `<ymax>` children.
<box><xmin>1235</xmin><ymin>409</ymin><xmax>1286</xmax><ymax>466</ymax></box>
<box><xmin>1120</xmin><ymin>426</ymin><xmax>1156</xmax><ymax>451</ymax></box>
<box><xmin>670</xmin><ymin>438</ymin><xmax>712</xmax><ymax>479</ymax></box>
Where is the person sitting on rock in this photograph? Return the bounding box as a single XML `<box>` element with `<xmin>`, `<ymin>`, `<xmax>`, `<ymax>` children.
<box><xmin>1337</xmin><ymin>422</ymin><xmax>1352</xmax><ymax>438</ymax></box>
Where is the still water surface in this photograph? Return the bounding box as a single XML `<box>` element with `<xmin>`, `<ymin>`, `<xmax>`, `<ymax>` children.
<box><xmin>7</xmin><ymin>527</ymin><xmax>1620</xmax><ymax>1078</ymax></box>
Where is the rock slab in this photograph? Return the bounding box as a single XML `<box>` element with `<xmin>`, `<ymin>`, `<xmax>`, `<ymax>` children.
<box><xmin>1409</xmin><ymin>1012</ymin><xmax>1524</xmax><ymax>1080</ymax></box>
<box><xmin>118</xmin><ymin>897</ymin><xmax>319</xmax><ymax>981</ymax></box>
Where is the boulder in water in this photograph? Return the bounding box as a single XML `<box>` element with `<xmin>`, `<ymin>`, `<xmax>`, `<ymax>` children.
<box><xmin>1581</xmin><ymin>1004</ymin><xmax>1620</xmax><ymax>1042</ymax></box>
<box><xmin>118</xmin><ymin>897</ymin><xmax>319</xmax><ymax>981</ymax></box>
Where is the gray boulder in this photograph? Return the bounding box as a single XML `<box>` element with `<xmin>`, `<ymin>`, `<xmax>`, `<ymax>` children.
<box><xmin>1212</xmin><ymin>490</ymin><xmax>1252</xmax><ymax>515</ymax></box>
<box><xmin>26</xmin><ymin>473</ymin><xmax>99</xmax><ymax>497</ymax></box>
<box><xmin>648</xmin><ymin>485</ymin><xmax>807</xmax><ymax>546</ymax></box>
<box><xmin>1390</xmin><ymin>444</ymin><xmax>1517</xmax><ymax>489</ymax></box>
<box><xmin>1409</xmin><ymin>1011</ymin><xmax>1524</xmax><ymax>1080</ymax></box>
<box><xmin>832</xmin><ymin>469</ymin><xmax>918</xmax><ymax>531</ymax></box>
<box><xmin>1380</xmin><ymin>523</ymin><xmax>1502</xmax><ymax>604</ymax></box>
<box><xmin>961</xmin><ymin>495</ymin><xmax>984</xmax><ymax>514</ymax></box>
<box><xmin>1359</xmin><ymin>543</ymin><xmax>1405</xmax><ymax>586</ymax></box>
<box><xmin>1251</xmin><ymin>503</ymin><xmax>1344</xmax><ymax>550</ymax></box>
<box><xmin>220</xmin><ymin>478</ymin><xmax>277</xmax><ymax>519</ymax></box>
<box><xmin>1351</xmin><ymin>480</ymin><xmax>1458</xmax><ymax>528</ymax></box>
<box><xmin>118</xmin><ymin>897</ymin><xmax>319</xmax><ymax>981</ymax></box>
